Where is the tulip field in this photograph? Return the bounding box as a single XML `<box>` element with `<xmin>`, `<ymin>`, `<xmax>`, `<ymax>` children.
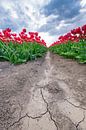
<box><xmin>49</xmin><ymin>24</ymin><xmax>86</xmax><ymax>63</ymax></box>
<box><xmin>0</xmin><ymin>29</ymin><xmax>47</xmax><ymax>64</ymax></box>
<box><xmin>0</xmin><ymin>24</ymin><xmax>86</xmax><ymax>64</ymax></box>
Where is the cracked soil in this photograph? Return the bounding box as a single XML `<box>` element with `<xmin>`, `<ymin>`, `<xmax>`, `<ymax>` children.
<box><xmin>0</xmin><ymin>52</ymin><xmax>86</xmax><ymax>130</ymax></box>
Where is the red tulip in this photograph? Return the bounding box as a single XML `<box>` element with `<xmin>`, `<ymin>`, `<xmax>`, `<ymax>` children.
<box><xmin>22</xmin><ymin>28</ymin><xmax>26</xmax><ymax>33</ymax></box>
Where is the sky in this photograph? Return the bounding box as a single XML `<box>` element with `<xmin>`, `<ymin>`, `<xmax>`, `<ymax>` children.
<box><xmin>0</xmin><ymin>0</ymin><xmax>86</xmax><ymax>46</ymax></box>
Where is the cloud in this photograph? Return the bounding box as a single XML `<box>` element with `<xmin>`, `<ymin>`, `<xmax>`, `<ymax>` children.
<box><xmin>0</xmin><ymin>0</ymin><xmax>86</xmax><ymax>45</ymax></box>
<box><xmin>38</xmin><ymin>0</ymin><xmax>86</xmax><ymax>45</ymax></box>
<box><xmin>80</xmin><ymin>0</ymin><xmax>86</xmax><ymax>7</ymax></box>
<box><xmin>39</xmin><ymin>32</ymin><xmax>57</xmax><ymax>46</ymax></box>
<box><xmin>0</xmin><ymin>0</ymin><xmax>51</xmax><ymax>31</ymax></box>
<box><xmin>43</xmin><ymin>0</ymin><xmax>80</xmax><ymax>19</ymax></box>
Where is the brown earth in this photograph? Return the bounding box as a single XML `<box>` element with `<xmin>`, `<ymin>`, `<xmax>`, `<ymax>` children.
<box><xmin>0</xmin><ymin>52</ymin><xmax>86</xmax><ymax>130</ymax></box>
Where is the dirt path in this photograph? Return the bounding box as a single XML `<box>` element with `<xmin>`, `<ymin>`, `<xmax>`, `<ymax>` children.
<box><xmin>0</xmin><ymin>52</ymin><xmax>86</xmax><ymax>130</ymax></box>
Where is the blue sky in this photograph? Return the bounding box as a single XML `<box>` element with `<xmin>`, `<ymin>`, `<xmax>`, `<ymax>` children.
<box><xmin>0</xmin><ymin>0</ymin><xmax>86</xmax><ymax>45</ymax></box>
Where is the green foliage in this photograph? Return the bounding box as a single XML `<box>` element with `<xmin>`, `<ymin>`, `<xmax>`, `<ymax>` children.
<box><xmin>0</xmin><ymin>40</ymin><xmax>86</xmax><ymax>64</ymax></box>
<box><xmin>0</xmin><ymin>41</ymin><xmax>47</xmax><ymax>64</ymax></box>
<box><xmin>49</xmin><ymin>40</ymin><xmax>86</xmax><ymax>63</ymax></box>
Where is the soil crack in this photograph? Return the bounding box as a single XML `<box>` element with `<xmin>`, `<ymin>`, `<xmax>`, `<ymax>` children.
<box><xmin>65</xmin><ymin>99</ymin><xmax>86</xmax><ymax>129</ymax></box>
<box><xmin>8</xmin><ymin>98</ymin><xmax>48</xmax><ymax>129</ymax></box>
<box><xmin>8</xmin><ymin>114</ymin><xmax>27</xmax><ymax>129</ymax></box>
<box><xmin>40</xmin><ymin>88</ymin><xmax>58</xmax><ymax>130</ymax></box>
<box><xmin>8</xmin><ymin>111</ymin><xmax>49</xmax><ymax>129</ymax></box>
<box><xmin>76</xmin><ymin>111</ymin><xmax>85</xmax><ymax>129</ymax></box>
<box><xmin>65</xmin><ymin>99</ymin><xmax>86</xmax><ymax>110</ymax></box>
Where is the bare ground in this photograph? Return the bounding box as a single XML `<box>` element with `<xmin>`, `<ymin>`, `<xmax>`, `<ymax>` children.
<box><xmin>0</xmin><ymin>52</ymin><xmax>86</xmax><ymax>130</ymax></box>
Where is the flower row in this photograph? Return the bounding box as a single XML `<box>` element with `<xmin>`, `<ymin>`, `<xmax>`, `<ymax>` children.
<box><xmin>0</xmin><ymin>28</ymin><xmax>47</xmax><ymax>46</ymax></box>
<box><xmin>0</xmin><ymin>24</ymin><xmax>86</xmax><ymax>47</ymax></box>
<box><xmin>51</xmin><ymin>24</ymin><xmax>86</xmax><ymax>47</ymax></box>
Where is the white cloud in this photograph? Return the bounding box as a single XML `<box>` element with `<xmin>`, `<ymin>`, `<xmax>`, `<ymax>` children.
<box><xmin>0</xmin><ymin>0</ymin><xmax>51</xmax><ymax>28</ymax></box>
<box><xmin>1</xmin><ymin>0</ymin><xmax>14</xmax><ymax>10</ymax></box>
<box><xmin>56</xmin><ymin>20</ymin><xmax>71</xmax><ymax>31</ymax></box>
<box><xmin>0</xmin><ymin>0</ymin><xmax>18</xmax><ymax>19</ymax></box>
<box><xmin>80</xmin><ymin>8</ymin><xmax>86</xmax><ymax>13</ymax></box>
<box><xmin>10</xmin><ymin>10</ymin><xmax>18</xmax><ymax>19</ymax></box>
<box><xmin>80</xmin><ymin>0</ymin><xmax>86</xmax><ymax>7</ymax></box>
<box><xmin>17</xmin><ymin>0</ymin><xmax>54</xmax><ymax>31</ymax></box>
<box><xmin>39</xmin><ymin>32</ymin><xmax>57</xmax><ymax>46</ymax></box>
<box><xmin>80</xmin><ymin>0</ymin><xmax>86</xmax><ymax>13</ymax></box>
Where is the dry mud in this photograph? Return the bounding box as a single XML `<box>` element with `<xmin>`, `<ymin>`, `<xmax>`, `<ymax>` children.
<box><xmin>0</xmin><ymin>52</ymin><xmax>86</xmax><ymax>130</ymax></box>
